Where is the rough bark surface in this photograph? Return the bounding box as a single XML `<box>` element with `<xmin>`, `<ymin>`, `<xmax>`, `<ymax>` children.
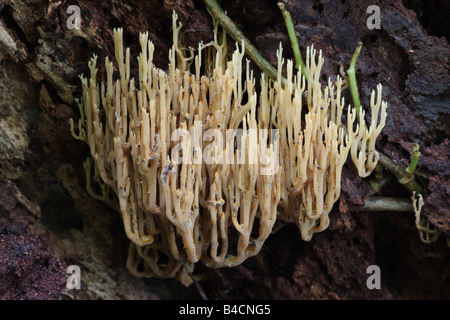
<box><xmin>0</xmin><ymin>0</ymin><xmax>448</xmax><ymax>299</ymax></box>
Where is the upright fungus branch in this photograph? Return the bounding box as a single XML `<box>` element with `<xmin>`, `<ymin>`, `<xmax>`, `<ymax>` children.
<box><xmin>350</xmin><ymin>84</ymin><xmax>388</xmax><ymax>177</ymax></box>
<box><xmin>203</xmin><ymin>0</ymin><xmax>283</xmax><ymax>86</ymax></box>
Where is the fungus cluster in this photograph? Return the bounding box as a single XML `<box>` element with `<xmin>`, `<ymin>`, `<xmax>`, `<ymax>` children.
<box><xmin>70</xmin><ymin>13</ymin><xmax>387</xmax><ymax>285</ymax></box>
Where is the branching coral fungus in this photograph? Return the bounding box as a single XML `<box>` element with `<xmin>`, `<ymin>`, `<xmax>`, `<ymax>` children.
<box><xmin>350</xmin><ymin>84</ymin><xmax>388</xmax><ymax>178</ymax></box>
<box><xmin>271</xmin><ymin>45</ymin><xmax>386</xmax><ymax>241</ymax></box>
<box><xmin>71</xmin><ymin>12</ymin><xmax>387</xmax><ymax>285</ymax></box>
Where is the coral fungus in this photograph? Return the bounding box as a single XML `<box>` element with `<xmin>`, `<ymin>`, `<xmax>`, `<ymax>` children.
<box><xmin>70</xmin><ymin>12</ymin><xmax>387</xmax><ymax>285</ymax></box>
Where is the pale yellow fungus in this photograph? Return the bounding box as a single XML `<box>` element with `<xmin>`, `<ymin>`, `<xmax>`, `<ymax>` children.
<box><xmin>71</xmin><ymin>12</ymin><xmax>387</xmax><ymax>285</ymax></box>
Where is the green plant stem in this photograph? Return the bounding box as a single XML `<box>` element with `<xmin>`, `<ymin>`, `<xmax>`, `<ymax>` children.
<box><xmin>277</xmin><ymin>2</ymin><xmax>308</xmax><ymax>82</ymax></box>
<box><xmin>378</xmin><ymin>152</ymin><xmax>423</xmax><ymax>195</ymax></box>
<box><xmin>203</xmin><ymin>0</ymin><xmax>283</xmax><ymax>86</ymax></box>
<box><xmin>406</xmin><ymin>144</ymin><xmax>421</xmax><ymax>175</ymax></box>
<box><xmin>183</xmin><ymin>264</ymin><xmax>209</xmax><ymax>300</ymax></box>
<box><xmin>363</xmin><ymin>196</ymin><xmax>413</xmax><ymax>212</ymax></box>
<box><xmin>347</xmin><ymin>41</ymin><xmax>363</xmax><ymax>121</ymax></box>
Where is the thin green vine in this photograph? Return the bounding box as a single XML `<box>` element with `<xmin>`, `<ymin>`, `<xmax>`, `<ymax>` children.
<box><xmin>277</xmin><ymin>2</ymin><xmax>308</xmax><ymax>82</ymax></box>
